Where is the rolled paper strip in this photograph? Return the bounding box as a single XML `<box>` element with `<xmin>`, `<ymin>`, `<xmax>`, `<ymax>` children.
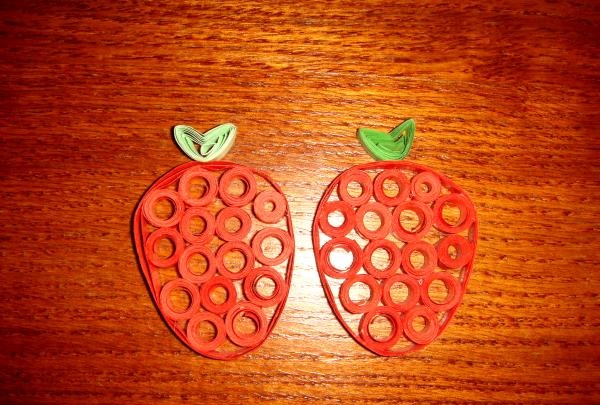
<box><xmin>143</xmin><ymin>189</ymin><xmax>185</xmax><ymax>228</ymax></box>
<box><xmin>338</xmin><ymin>169</ymin><xmax>373</xmax><ymax>206</ymax></box>
<box><xmin>363</xmin><ymin>239</ymin><xmax>402</xmax><ymax>279</ymax></box>
<box><xmin>215</xmin><ymin>206</ymin><xmax>252</xmax><ymax>242</ymax></box>
<box><xmin>355</xmin><ymin>202</ymin><xmax>392</xmax><ymax>240</ymax></box>
<box><xmin>437</xmin><ymin>234</ymin><xmax>473</xmax><ymax>269</ymax></box>
<box><xmin>359</xmin><ymin>306</ymin><xmax>404</xmax><ymax>350</ymax></box>
<box><xmin>357</xmin><ymin>119</ymin><xmax>415</xmax><ymax>161</ymax></box>
<box><xmin>382</xmin><ymin>274</ymin><xmax>421</xmax><ymax>312</ymax></box>
<box><xmin>391</xmin><ymin>200</ymin><xmax>433</xmax><ymax>242</ymax></box>
<box><xmin>186</xmin><ymin>311</ymin><xmax>227</xmax><ymax>352</ymax></box>
<box><xmin>225</xmin><ymin>302</ymin><xmax>268</xmax><ymax>347</ymax></box>
<box><xmin>179</xmin><ymin>207</ymin><xmax>215</xmax><ymax>244</ymax></box>
<box><xmin>177</xmin><ymin>244</ymin><xmax>217</xmax><ymax>285</ymax></box>
<box><xmin>433</xmin><ymin>193</ymin><xmax>474</xmax><ymax>234</ymax></box>
<box><xmin>159</xmin><ymin>279</ymin><xmax>201</xmax><ymax>321</ymax></box>
<box><xmin>178</xmin><ymin>166</ymin><xmax>219</xmax><ymax>207</ymax></box>
<box><xmin>253</xmin><ymin>190</ymin><xmax>287</xmax><ymax>224</ymax></box>
<box><xmin>318</xmin><ymin>200</ymin><xmax>356</xmax><ymax>238</ymax></box>
<box><xmin>411</xmin><ymin>171</ymin><xmax>441</xmax><ymax>203</ymax></box>
<box><xmin>401</xmin><ymin>241</ymin><xmax>437</xmax><ymax>278</ymax></box>
<box><xmin>219</xmin><ymin>166</ymin><xmax>258</xmax><ymax>207</ymax></box>
<box><xmin>373</xmin><ymin>169</ymin><xmax>410</xmax><ymax>206</ymax></box>
<box><xmin>200</xmin><ymin>275</ymin><xmax>237</xmax><ymax>314</ymax></box>
<box><xmin>319</xmin><ymin>237</ymin><xmax>363</xmax><ymax>279</ymax></box>
<box><xmin>243</xmin><ymin>266</ymin><xmax>287</xmax><ymax>307</ymax></box>
<box><xmin>216</xmin><ymin>241</ymin><xmax>254</xmax><ymax>280</ymax></box>
<box><xmin>174</xmin><ymin>123</ymin><xmax>237</xmax><ymax>162</ymax></box>
<box><xmin>339</xmin><ymin>274</ymin><xmax>382</xmax><ymax>314</ymax></box>
<box><xmin>145</xmin><ymin>227</ymin><xmax>185</xmax><ymax>268</ymax></box>
<box><xmin>251</xmin><ymin>228</ymin><xmax>293</xmax><ymax>266</ymax></box>
<box><xmin>420</xmin><ymin>271</ymin><xmax>462</xmax><ymax>312</ymax></box>
<box><xmin>403</xmin><ymin>305</ymin><xmax>439</xmax><ymax>345</ymax></box>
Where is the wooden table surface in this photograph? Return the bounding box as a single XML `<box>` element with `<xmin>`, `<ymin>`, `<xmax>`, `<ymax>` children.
<box><xmin>1</xmin><ymin>1</ymin><xmax>599</xmax><ymax>404</ymax></box>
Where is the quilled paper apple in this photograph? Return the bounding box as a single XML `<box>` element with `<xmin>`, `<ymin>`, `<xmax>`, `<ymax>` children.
<box><xmin>312</xmin><ymin>119</ymin><xmax>478</xmax><ymax>356</ymax></box>
<box><xmin>133</xmin><ymin>124</ymin><xmax>294</xmax><ymax>360</ymax></box>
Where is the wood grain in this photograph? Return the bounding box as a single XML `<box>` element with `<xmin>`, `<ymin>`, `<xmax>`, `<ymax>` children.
<box><xmin>1</xmin><ymin>0</ymin><xmax>599</xmax><ymax>403</ymax></box>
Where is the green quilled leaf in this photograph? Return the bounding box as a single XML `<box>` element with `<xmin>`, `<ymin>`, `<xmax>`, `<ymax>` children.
<box><xmin>357</xmin><ymin>119</ymin><xmax>415</xmax><ymax>161</ymax></box>
<box><xmin>174</xmin><ymin>123</ymin><xmax>237</xmax><ymax>162</ymax></box>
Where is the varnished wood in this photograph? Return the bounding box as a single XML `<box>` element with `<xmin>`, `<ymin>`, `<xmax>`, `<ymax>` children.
<box><xmin>1</xmin><ymin>1</ymin><xmax>599</xmax><ymax>403</ymax></box>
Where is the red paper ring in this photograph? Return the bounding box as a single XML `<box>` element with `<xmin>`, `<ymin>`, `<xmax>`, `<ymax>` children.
<box><xmin>382</xmin><ymin>274</ymin><xmax>420</xmax><ymax>312</ymax></box>
<box><xmin>219</xmin><ymin>167</ymin><xmax>257</xmax><ymax>207</ymax></box>
<box><xmin>145</xmin><ymin>227</ymin><xmax>185</xmax><ymax>268</ymax></box>
<box><xmin>420</xmin><ymin>272</ymin><xmax>462</xmax><ymax>312</ymax></box>
<box><xmin>186</xmin><ymin>311</ymin><xmax>227</xmax><ymax>352</ymax></box>
<box><xmin>178</xmin><ymin>166</ymin><xmax>218</xmax><ymax>207</ymax></box>
<box><xmin>179</xmin><ymin>207</ymin><xmax>215</xmax><ymax>244</ymax></box>
<box><xmin>251</xmin><ymin>228</ymin><xmax>293</xmax><ymax>266</ymax></box>
<box><xmin>403</xmin><ymin>305</ymin><xmax>439</xmax><ymax>345</ymax></box>
<box><xmin>391</xmin><ymin>201</ymin><xmax>433</xmax><ymax>242</ymax></box>
<box><xmin>177</xmin><ymin>244</ymin><xmax>216</xmax><ymax>284</ymax></box>
<box><xmin>401</xmin><ymin>241</ymin><xmax>437</xmax><ymax>278</ymax></box>
<box><xmin>411</xmin><ymin>171</ymin><xmax>441</xmax><ymax>203</ymax></box>
<box><xmin>373</xmin><ymin>169</ymin><xmax>410</xmax><ymax>206</ymax></box>
<box><xmin>339</xmin><ymin>274</ymin><xmax>382</xmax><ymax>314</ymax></box>
<box><xmin>433</xmin><ymin>193</ymin><xmax>474</xmax><ymax>234</ymax></box>
<box><xmin>437</xmin><ymin>235</ymin><xmax>473</xmax><ymax>269</ymax></box>
<box><xmin>359</xmin><ymin>306</ymin><xmax>403</xmax><ymax>350</ymax></box>
<box><xmin>159</xmin><ymin>279</ymin><xmax>201</xmax><ymax>321</ymax></box>
<box><xmin>215</xmin><ymin>206</ymin><xmax>252</xmax><ymax>242</ymax></box>
<box><xmin>319</xmin><ymin>237</ymin><xmax>363</xmax><ymax>279</ymax></box>
<box><xmin>355</xmin><ymin>202</ymin><xmax>392</xmax><ymax>240</ymax></box>
<box><xmin>338</xmin><ymin>169</ymin><xmax>373</xmax><ymax>206</ymax></box>
<box><xmin>200</xmin><ymin>275</ymin><xmax>237</xmax><ymax>314</ymax></box>
<box><xmin>363</xmin><ymin>239</ymin><xmax>402</xmax><ymax>279</ymax></box>
<box><xmin>216</xmin><ymin>241</ymin><xmax>254</xmax><ymax>280</ymax></box>
<box><xmin>243</xmin><ymin>266</ymin><xmax>287</xmax><ymax>307</ymax></box>
<box><xmin>318</xmin><ymin>200</ymin><xmax>356</xmax><ymax>238</ymax></box>
<box><xmin>143</xmin><ymin>189</ymin><xmax>185</xmax><ymax>228</ymax></box>
<box><xmin>225</xmin><ymin>302</ymin><xmax>268</xmax><ymax>347</ymax></box>
<box><xmin>253</xmin><ymin>190</ymin><xmax>287</xmax><ymax>224</ymax></box>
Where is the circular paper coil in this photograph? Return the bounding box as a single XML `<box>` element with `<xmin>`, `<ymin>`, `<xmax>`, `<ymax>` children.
<box><xmin>382</xmin><ymin>274</ymin><xmax>421</xmax><ymax>312</ymax></box>
<box><xmin>437</xmin><ymin>234</ymin><xmax>473</xmax><ymax>269</ymax></box>
<box><xmin>145</xmin><ymin>227</ymin><xmax>185</xmax><ymax>268</ymax></box>
<box><xmin>215</xmin><ymin>206</ymin><xmax>252</xmax><ymax>242</ymax></box>
<box><xmin>179</xmin><ymin>207</ymin><xmax>215</xmax><ymax>244</ymax></box>
<box><xmin>251</xmin><ymin>228</ymin><xmax>293</xmax><ymax>266</ymax></box>
<box><xmin>401</xmin><ymin>241</ymin><xmax>438</xmax><ymax>278</ymax></box>
<box><xmin>359</xmin><ymin>306</ymin><xmax>404</xmax><ymax>351</ymax></box>
<box><xmin>177</xmin><ymin>244</ymin><xmax>217</xmax><ymax>284</ymax></box>
<box><xmin>339</xmin><ymin>274</ymin><xmax>382</xmax><ymax>314</ymax></box>
<box><xmin>433</xmin><ymin>193</ymin><xmax>474</xmax><ymax>234</ymax></box>
<box><xmin>200</xmin><ymin>275</ymin><xmax>237</xmax><ymax>314</ymax></box>
<box><xmin>420</xmin><ymin>271</ymin><xmax>462</xmax><ymax>312</ymax></box>
<box><xmin>363</xmin><ymin>239</ymin><xmax>402</xmax><ymax>279</ymax></box>
<box><xmin>143</xmin><ymin>189</ymin><xmax>185</xmax><ymax>228</ymax></box>
<box><xmin>243</xmin><ymin>267</ymin><xmax>287</xmax><ymax>307</ymax></box>
<box><xmin>253</xmin><ymin>190</ymin><xmax>287</xmax><ymax>223</ymax></box>
<box><xmin>411</xmin><ymin>171</ymin><xmax>441</xmax><ymax>203</ymax></box>
<box><xmin>318</xmin><ymin>200</ymin><xmax>356</xmax><ymax>238</ymax></box>
<box><xmin>178</xmin><ymin>166</ymin><xmax>219</xmax><ymax>207</ymax></box>
<box><xmin>186</xmin><ymin>311</ymin><xmax>227</xmax><ymax>352</ymax></box>
<box><xmin>219</xmin><ymin>166</ymin><xmax>257</xmax><ymax>207</ymax></box>
<box><xmin>216</xmin><ymin>241</ymin><xmax>255</xmax><ymax>280</ymax></box>
<box><xmin>403</xmin><ymin>305</ymin><xmax>439</xmax><ymax>345</ymax></box>
<box><xmin>338</xmin><ymin>169</ymin><xmax>373</xmax><ymax>206</ymax></box>
<box><xmin>355</xmin><ymin>202</ymin><xmax>392</xmax><ymax>240</ymax></box>
<box><xmin>225</xmin><ymin>302</ymin><xmax>268</xmax><ymax>347</ymax></box>
<box><xmin>391</xmin><ymin>200</ymin><xmax>433</xmax><ymax>242</ymax></box>
<box><xmin>159</xmin><ymin>278</ymin><xmax>201</xmax><ymax>321</ymax></box>
<box><xmin>319</xmin><ymin>237</ymin><xmax>363</xmax><ymax>279</ymax></box>
<box><xmin>373</xmin><ymin>169</ymin><xmax>410</xmax><ymax>206</ymax></box>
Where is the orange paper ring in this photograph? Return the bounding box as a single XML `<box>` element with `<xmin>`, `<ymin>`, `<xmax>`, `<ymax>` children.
<box><xmin>178</xmin><ymin>166</ymin><xmax>219</xmax><ymax>206</ymax></box>
<box><xmin>243</xmin><ymin>266</ymin><xmax>287</xmax><ymax>307</ymax></box>
<box><xmin>179</xmin><ymin>207</ymin><xmax>215</xmax><ymax>244</ymax></box>
<box><xmin>420</xmin><ymin>272</ymin><xmax>462</xmax><ymax>312</ymax></box>
<box><xmin>143</xmin><ymin>189</ymin><xmax>185</xmax><ymax>228</ymax></box>
<box><xmin>159</xmin><ymin>279</ymin><xmax>201</xmax><ymax>321</ymax></box>
<box><xmin>177</xmin><ymin>245</ymin><xmax>216</xmax><ymax>284</ymax></box>
<box><xmin>216</xmin><ymin>241</ymin><xmax>255</xmax><ymax>280</ymax></box>
<box><xmin>355</xmin><ymin>202</ymin><xmax>392</xmax><ymax>240</ymax></box>
<box><xmin>373</xmin><ymin>169</ymin><xmax>410</xmax><ymax>206</ymax></box>
<box><xmin>359</xmin><ymin>306</ymin><xmax>403</xmax><ymax>350</ymax></box>
<box><xmin>251</xmin><ymin>228</ymin><xmax>293</xmax><ymax>266</ymax></box>
<box><xmin>411</xmin><ymin>171</ymin><xmax>441</xmax><ymax>203</ymax></box>
<box><xmin>219</xmin><ymin>167</ymin><xmax>257</xmax><ymax>207</ymax></box>
<box><xmin>338</xmin><ymin>169</ymin><xmax>373</xmax><ymax>206</ymax></box>
<box><xmin>215</xmin><ymin>206</ymin><xmax>252</xmax><ymax>241</ymax></box>
<box><xmin>403</xmin><ymin>305</ymin><xmax>439</xmax><ymax>345</ymax></box>
<box><xmin>401</xmin><ymin>241</ymin><xmax>437</xmax><ymax>278</ymax></box>
<box><xmin>319</xmin><ymin>237</ymin><xmax>363</xmax><ymax>279</ymax></box>
<box><xmin>391</xmin><ymin>200</ymin><xmax>433</xmax><ymax>242</ymax></box>
<box><xmin>437</xmin><ymin>234</ymin><xmax>473</xmax><ymax>269</ymax></box>
<box><xmin>200</xmin><ymin>275</ymin><xmax>237</xmax><ymax>314</ymax></box>
<box><xmin>186</xmin><ymin>311</ymin><xmax>227</xmax><ymax>352</ymax></box>
<box><xmin>433</xmin><ymin>193</ymin><xmax>474</xmax><ymax>234</ymax></box>
<box><xmin>363</xmin><ymin>239</ymin><xmax>402</xmax><ymax>279</ymax></box>
<box><xmin>225</xmin><ymin>302</ymin><xmax>268</xmax><ymax>347</ymax></box>
<box><xmin>145</xmin><ymin>227</ymin><xmax>185</xmax><ymax>268</ymax></box>
<box><xmin>382</xmin><ymin>274</ymin><xmax>421</xmax><ymax>312</ymax></box>
<box><xmin>253</xmin><ymin>190</ymin><xmax>287</xmax><ymax>224</ymax></box>
<box><xmin>318</xmin><ymin>200</ymin><xmax>356</xmax><ymax>238</ymax></box>
<box><xmin>339</xmin><ymin>274</ymin><xmax>382</xmax><ymax>314</ymax></box>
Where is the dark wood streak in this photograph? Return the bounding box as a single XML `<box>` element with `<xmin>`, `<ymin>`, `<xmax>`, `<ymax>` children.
<box><xmin>0</xmin><ymin>0</ymin><xmax>599</xmax><ymax>404</ymax></box>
